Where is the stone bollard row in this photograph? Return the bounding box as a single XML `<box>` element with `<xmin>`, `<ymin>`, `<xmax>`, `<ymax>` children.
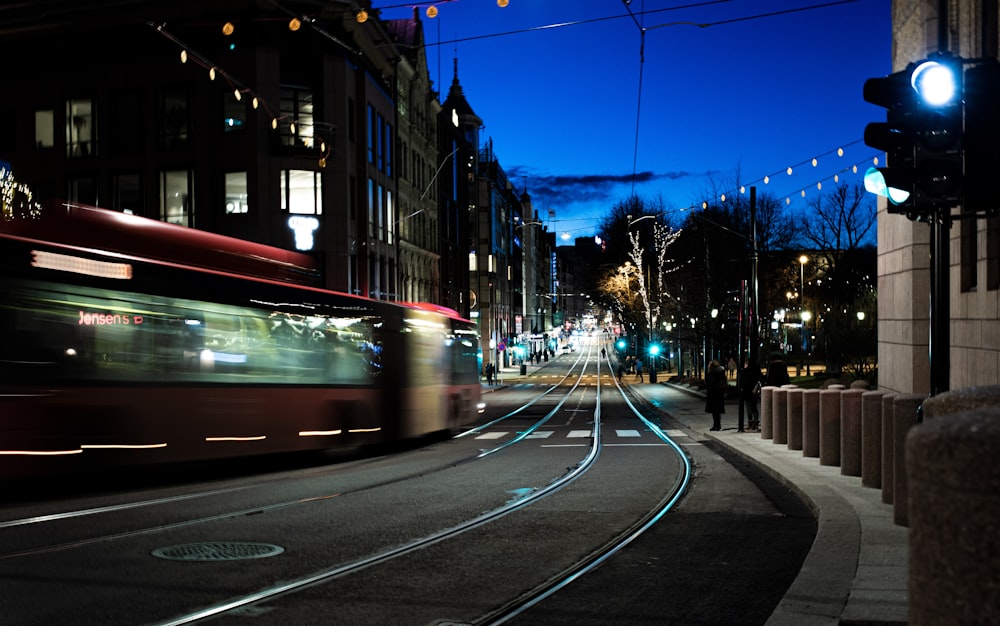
<box><xmin>839</xmin><ymin>389</ymin><xmax>866</xmax><ymax>476</ymax></box>
<box><xmin>861</xmin><ymin>390</ymin><xmax>888</xmax><ymax>488</ymax></box>
<box><xmin>881</xmin><ymin>392</ymin><xmax>897</xmax><ymax>504</ymax></box>
<box><xmin>772</xmin><ymin>388</ymin><xmax>789</xmax><ymax>444</ymax></box>
<box><xmin>802</xmin><ymin>389</ymin><xmax>820</xmax><ymax>458</ymax></box>
<box><xmin>760</xmin><ymin>386</ymin><xmax>774</xmax><ymax>439</ymax></box>
<box><xmin>786</xmin><ymin>388</ymin><xmax>803</xmax><ymax>451</ymax></box>
<box><xmin>819</xmin><ymin>389</ymin><xmax>841</xmax><ymax>466</ymax></box>
<box><xmin>907</xmin><ymin>406</ymin><xmax>1000</xmax><ymax>626</ymax></box>
<box><xmin>891</xmin><ymin>393</ymin><xmax>924</xmax><ymax>527</ymax></box>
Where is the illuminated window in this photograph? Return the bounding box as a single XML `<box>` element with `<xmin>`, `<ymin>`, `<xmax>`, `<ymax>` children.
<box><xmin>225</xmin><ymin>172</ymin><xmax>248</xmax><ymax>214</ymax></box>
<box><xmin>34</xmin><ymin>109</ymin><xmax>54</xmax><ymax>148</ymax></box>
<box><xmin>161</xmin><ymin>170</ymin><xmax>193</xmax><ymax>226</ymax></box>
<box><xmin>280</xmin><ymin>169</ymin><xmax>322</xmax><ymax>215</ymax></box>
<box><xmin>66</xmin><ymin>99</ymin><xmax>94</xmax><ymax>157</ymax></box>
<box><xmin>280</xmin><ymin>86</ymin><xmax>314</xmax><ymax>148</ymax></box>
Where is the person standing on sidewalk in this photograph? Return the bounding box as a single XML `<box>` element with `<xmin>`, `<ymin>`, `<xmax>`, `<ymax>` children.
<box><xmin>484</xmin><ymin>361</ymin><xmax>495</xmax><ymax>386</ymax></box>
<box><xmin>705</xmin><ymin>359</ymin><xmax>727</xmax><ymax>431</ymax></box>
<box><xmin>635</xmin><ymin>358</ymin><xmax>644</xmax><ymax>382</ymax></box>
<box><xmin>739</xmin><ymin>358</ymin><xmax>762</xmax><ymax>431</ymax></box>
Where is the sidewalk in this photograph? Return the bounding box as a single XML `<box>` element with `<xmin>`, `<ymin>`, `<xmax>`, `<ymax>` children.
<box><xmin>633</xmin><ymin>380</ymin><xmax>908</xmax><ymax>626</ymax></box>
<box><xmin>482</xmin><ymin>362</ymin><xmax>909</xmax><ymax>625</ymax></box>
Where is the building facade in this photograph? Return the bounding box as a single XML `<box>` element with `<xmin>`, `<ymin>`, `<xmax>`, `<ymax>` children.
<box><xmin>879</xmin><ymin>1</ymin><xmax>1000</xmax><ymax>394</ymax></box>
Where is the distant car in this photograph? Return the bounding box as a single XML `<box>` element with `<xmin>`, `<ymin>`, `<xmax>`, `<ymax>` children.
<box><xmin>561</xmin><ymin>343</ymin><xmax>574</xmax><ymax>353</ymax></box>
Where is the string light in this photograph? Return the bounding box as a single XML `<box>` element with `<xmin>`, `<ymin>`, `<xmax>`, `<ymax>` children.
<box><xmin>426</xmin><ymin>6</ymin><xmax>438</xmax><ymax>18</ymax></box>
<box><xmin>222</xmin><ymin>22</ymin><xmax>235</xmax><ymax>36</ymax></box>
<box><xmin>289</xmin><ymin>18</ymin><xmax>301</xmax><ymax>31</ymax></box>
<box><xmin>356</xmin><ymin>10</ymin><xmax>368</xmax><ymax>23</ymax></box>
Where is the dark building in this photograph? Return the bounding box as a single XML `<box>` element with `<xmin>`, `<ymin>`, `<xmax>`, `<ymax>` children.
<box><xmin>0</xmin><ymin>1</ymin><xmax>431</xmax><ymax>302</ymax></box>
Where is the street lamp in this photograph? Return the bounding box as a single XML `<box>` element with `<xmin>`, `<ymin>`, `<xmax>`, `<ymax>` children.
<box><xmin>801</xmin><ymin>310</ymin><xmax>812</xmax><ymax>376</ymax></box>
<box><xmin>798</xmin><ymin>255</ymin><xmax>808</xmax><ymax>375</ymax></box>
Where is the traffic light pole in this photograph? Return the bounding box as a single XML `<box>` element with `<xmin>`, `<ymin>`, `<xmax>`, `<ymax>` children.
<box><xmin>929</xmin><ymin>216</ymin><xmax>950</xmax><ymax>397</ymax></box>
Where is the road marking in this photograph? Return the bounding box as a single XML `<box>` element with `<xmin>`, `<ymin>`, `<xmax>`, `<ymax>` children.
<box><xmin>616</xmin><ymin>429</ymin><xmax>641</xmax><ymax>437</ymax></box>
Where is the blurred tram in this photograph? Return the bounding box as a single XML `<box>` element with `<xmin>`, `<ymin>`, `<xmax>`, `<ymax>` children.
<box><xmin>0</xmin><ymin>202</ymin><xmax>482</xmax><ymax>478</ymax></box>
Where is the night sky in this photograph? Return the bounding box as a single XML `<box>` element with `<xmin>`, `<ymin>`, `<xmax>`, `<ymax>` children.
<box><xmin>378</xmin><ymin>0</ymin><xmax>891</xmax><ymax>240</ymax></box>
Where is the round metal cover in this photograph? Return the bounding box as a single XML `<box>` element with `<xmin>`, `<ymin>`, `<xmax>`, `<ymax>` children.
<box><xmin>151</xmin><ymin>541</ymin><xmax>284</xmax><ymax>562</ymax></box>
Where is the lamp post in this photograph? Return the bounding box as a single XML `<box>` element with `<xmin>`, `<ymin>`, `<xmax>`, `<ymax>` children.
<box><xmin>798</xmin><ymin>254</ymin><xmax>808</xmax><ymax>375</ymax></box>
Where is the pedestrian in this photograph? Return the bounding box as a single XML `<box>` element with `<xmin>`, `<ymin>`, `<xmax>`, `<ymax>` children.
<box><xmin>485</xmin><ymin>361</ymin><xmax>495</xmax><ymax>386</ymax></box>
<box><xmin>727</xmin><ymin>356</ymin><xmax>737</xmax><ymax>379</ymax></box>
<box><xmin>635</xmin><ymin>358</ymin><xmax>643</xmax><ymax>382</ymax></box>
<box><xmin>765</xmin><ymin>353</ymin><xmax>791</xmax><ymax>387</ymax></box>
<box><xmin>705</xmin><ymin>359</ymin><xmax>727</xmax><ymax>431</ymax></box>
<box><xmin>616</xmin><ymin>361</ymin><xmax>624</xmax><ymax>383</ymax></box>
<box><xmin>739</xmin><ymin>358</ymin><xmax>762</xmax><ymax>431</ymax></box>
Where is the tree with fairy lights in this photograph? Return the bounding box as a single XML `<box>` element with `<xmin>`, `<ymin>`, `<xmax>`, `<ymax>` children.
<box><xmin>0</xmin><ymin>167</ymin><xmax>42</xmax><ymax>221</ymax></box>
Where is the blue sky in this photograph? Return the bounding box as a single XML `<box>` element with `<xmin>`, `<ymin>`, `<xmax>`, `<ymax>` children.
<box><xmin>382</xmin><ymin>0</ymin><xmax>891</xmax><ymax>240</ymax></box>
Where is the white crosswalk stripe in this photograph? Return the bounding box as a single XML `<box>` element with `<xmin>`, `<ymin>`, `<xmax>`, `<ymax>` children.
<box><xmin>474</xmin><ymin>429</ymin><xmax>665</xmax><ymax>441</ymax></box>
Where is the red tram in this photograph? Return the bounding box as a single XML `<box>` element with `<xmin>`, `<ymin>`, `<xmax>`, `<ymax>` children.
<box><xmin>0</xmin><ymin>202</ymin><xmax>482</xmax><ymax>478</ymax></box>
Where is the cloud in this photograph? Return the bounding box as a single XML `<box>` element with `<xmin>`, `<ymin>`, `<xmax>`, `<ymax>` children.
<box><xmin>506</xmin><ymin>166</ymin><xmax>694</xmax><ymax>209</ymax></box>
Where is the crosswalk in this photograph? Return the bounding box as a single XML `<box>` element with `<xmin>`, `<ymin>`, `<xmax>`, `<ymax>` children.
<box><xmin>473</xmin><ymin>428</ymin><xmax>686</xmax><ymax>445</ymax></box>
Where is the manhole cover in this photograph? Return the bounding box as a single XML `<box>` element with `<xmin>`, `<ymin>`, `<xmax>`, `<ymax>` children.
<box><xmin>151</xmin><ymin>541</ymin><xmax>284</xmax><ymax>562</ymax></box>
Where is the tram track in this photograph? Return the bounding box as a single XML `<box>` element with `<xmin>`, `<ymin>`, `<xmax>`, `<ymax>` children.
<box><xmin>0</xmin><ymin>340</ymin><xmax>693</xmax><ymax>625</ymax></box>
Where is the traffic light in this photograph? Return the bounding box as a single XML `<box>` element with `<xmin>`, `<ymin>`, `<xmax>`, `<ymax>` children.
<box><xmin>963</xmin><ymin>58</ymin><xmax>1000</xmax><ymax>215</ymax></box>
<box><xmin>864</xmin><ymin>54</ymin><xmax>964</xmax><ymax>217</ymax></box>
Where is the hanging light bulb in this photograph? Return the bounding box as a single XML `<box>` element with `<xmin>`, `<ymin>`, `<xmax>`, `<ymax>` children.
<box><xmin>222</xmin><ymin>22</ymin><xmax>235</xmax><ymax>36</ymax></box>
<box><xmin>837</xmin><ymin>147</ymin><xmax>844</xmax><ymax>157</ymax></box>
<box><xmin>817</xmin><ymin>182</ymin><xmax>822</xmax><ymax>190</ymax></box>
<box><xmin>289</xmin><ymin>18</ymin><xmax>301</xmax><ymax>31</ymax></box>
<box><xmin>786</xmin><ymin>166</ymin><xmax>793</xmax><ymax>175</ymax></box>
<box><xmin>318</xmin><ymin>157</ymin><xmax>327</xmax><ymax>169</ymax></box>
<box><xmin>720</xmin><ymin>193</ymin><xmax>726</xmax><ymax>202</ymax></box>
<box><xmin>852</xmin><ymin>165</ymin><xmax>858</xmax><ymax>173</ymax></box>
<box><xmin>356</xmin><ymin>10</ymin><xmax>368</xmax><ymax>23</ymax></box>
<box><xmin>209</xmin><ymin>67</ymin><xmax>216</xmax><ymax>81</ymax></box>
<box><xmin>234</xmin><ymin>89</ymin><xmax>242</xmax><ymax>101</ymax></box>
<box><xmin>319</xmin><ymin>140</ymin><xmax>327</xmax><ymax>152</ymax></box>
<box><xmin>786</xmin><ymin>197</ymin><xmax>791</xmax><ymax>205</ymax></box>
<box><xmin>426</xmin><ymin>5</ymin><xmax>438</xmax><ymax>18</ymax></box>
<box><xmin>272</xmin><ymin>118</ymin><xmax>278</xmax><ymax>130</ymax></box>
<box><xmin>497</xmin><ymin>0</ymin><xmax>509</xmax><ymax>6</ymax></box>
<box><xmin>801</xmin><ymin>190</ymin><xmax>806</xmax><ymax>197</ymax></box>
<box><xmin>812</xmin><ymin>158</ymin><xmax>818</xmax><ymax>167</ymax></box>
<box><xmin>764</xmin><ymin>176</ymin><xmax>770</xmax><ymax>184</ymax></box>
<box><xmin>740</xmin><ymin>185</ymin><xmax>746</xmax><ymax>194</ymax></box>
<box><xmin>834</xmin><ymin>173</ymin><xmax>840</xmax><ymax>182</ymax></box>
<box><xmin>251</xmin><ymin>97</ymin><xmax>259</xmax><ymax>109</ymax></box>
<box><xmin>290</xmin><ymin>122</ymin><xmax>296</xmax><ymax>134</ymax></box>
<box><xmin>180</xmin><ymin>50</ymin><xmax>188</xmax><ymax>64</ymax></box>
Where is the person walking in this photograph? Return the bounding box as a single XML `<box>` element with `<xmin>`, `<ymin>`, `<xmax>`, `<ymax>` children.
<box><xmin>765</xmin><ymin>353</ymin><xmax>791</xmax><ymax>387</ymax></box>
<box><xmin>705</xmin><ymin>359</ymin><xmax>727</xmax><ymax>431</ymax></box>
<box><xmin>484</xmin><ymin>361</ymin><xmax>495</xmax><ymax>386</ymax></box>
<box><xmin>634</xmin><ymin>358</ymin><xmax>644</xmax><ymax>382</ymax></box>
<box><xmin>739</xmin><ymin>358</ymin><xmax>762</xmax><ymax>431</ymax></box>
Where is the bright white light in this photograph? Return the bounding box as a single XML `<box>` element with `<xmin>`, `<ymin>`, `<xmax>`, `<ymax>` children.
<box><xmin>911</xmin><ymin>61</ymin><xmax>957</xmax><ymax>107</ymax></box>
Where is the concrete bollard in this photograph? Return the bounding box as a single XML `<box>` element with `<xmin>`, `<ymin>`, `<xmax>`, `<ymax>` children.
<box><xmin>881</xmin><ymin>392</ymin><xmax>897</xmax><ymax>504</ymax></box>
<box><xmin>921</xmin><ymin>384</ymin><xmax>1000</xmax><ymax>419</ymax></box>
<box><xmin>840</xmin><ymin>389</ymin><xmax>866</xmax><ymax>477</ymax></box>
<box><xmin>907</xmin><ymin>408</ymin><xmax>1000</xmax><ymax>626</ymax></box>
<box><xmin>786</xmin><ymin>388</ymin><xmax>803</xmax><ymax>450</ymax></box>
<box><xmin>861</xmin><ymin>390</ymin><xmax>888</xmax><ymax>488</ymax></box>
<box><xmin>819</xmin><ymin>389</ymin><xmax>841</xmax><ymax>466</ymax></box>
<box><xmin>849</xmin><ymin>379</ymin><xmax>869</xmax><ymax>390</ymax></box>
<box><xmin>802</xmin><ymin>389</ymin><xmax>820</xmax><ymax>458</ymax></box>
<box><xmin>827</xmin><ymin>384</ymin><xmax>846</xmax><ymax>390</ymax></box>
<box><xmin>892</xmin><ymin>393</ymin><xmax>924</xmax><ymax>527</ymax></box>
<box><xmin>772</xmin><ymin>388</ymin><xmax>788</xmax><ymax>445</ymax></box>
<box><xmin>760</xmin><ymin>386</ymin><xmax>775</xmax><ymax>439</ymax></box>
